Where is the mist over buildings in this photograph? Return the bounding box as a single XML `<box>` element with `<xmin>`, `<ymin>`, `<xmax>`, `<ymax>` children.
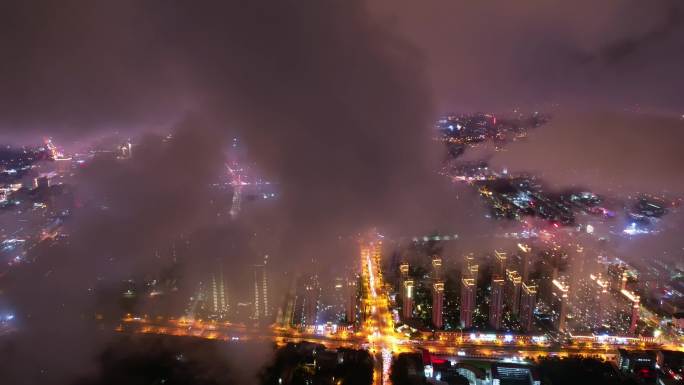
<box><xmin>0</xmin><ymin>1</ymin><xmax>458</xmax><ymax>384</ymax></box>
<box><xmin>0</xmin><ymin>1</ymin><xmax>683</xmax><ymax>384</ymax></box>
<box><xmin>371</xmin><ymin>0</ymin><xmax>684</xmax><ymax>112</ymax></box>
<box><xmin>490</xmin><ymin>112</ymin><xmax>684</xmax><ymax>195</ymax></box>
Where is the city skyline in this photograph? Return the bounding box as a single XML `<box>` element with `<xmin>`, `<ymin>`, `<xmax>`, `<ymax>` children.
<box><xmin>1</xmin><ymin>1</ymin><xmax>684</xmax><ymax>385</ymax></box>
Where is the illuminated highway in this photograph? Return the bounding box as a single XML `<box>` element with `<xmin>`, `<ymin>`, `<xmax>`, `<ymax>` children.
<box><xmin>118</xmin><ymin>315</ymin><xmax>674</xmax><ymax>361</ymax></box>
<box><xmin>359</xmin><ymin>239</ymin><xmax>400</xmax><ymax>385</ymax></box>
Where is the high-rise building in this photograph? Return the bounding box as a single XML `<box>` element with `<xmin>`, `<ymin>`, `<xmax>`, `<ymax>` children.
<box><xmin>469</xmin><ymin>263</ymin><xmax>479</xmax><ymax>288</ymax></box>
<box><xmin>278</xmin><ymin>280</ymin><xmax>296</xmax><ymax>327</ymax></box>
<box><xmin>291</xmin><ymin>275</ymin><xmax>310</xmax><ymax>326</ymax></box>
<box><xmin>399</xmin><ymin>262</ymin><xmax>412</xmax><ymax>321</ymax></box>
<box><xmin>520</xmin><ymin>282</ymin><xmax>537</xmax><ymax>332</ymax></box>
<box><xmin>432</xmin><ymin>281</ymin><xmax>444</xmax><ymax>329</ymax></box>
<box><xmin>330</xmin><ymin>277</ymin><xmax>347</xmax><ymax>322</ymax></box>
<box><xmin>620</xmin><ymin>270</ymin><xmax>629</xmax><ymax>291</ymax></box>
<box><xmin>400</xmin><ymin>262</ymin><xmax>410</xmax><ymax>279</ymax></box>
<box><xmin>303</xmin><ymin>274</ymin><xmax>320</xmax><ymax>326</ymax></box>
<box><xmin>517</xmin><ymin>243</ymin><xmax>532</xmax><ymax>282</ymax></box>
<box><xmin>403</xmin><ymin>280</ymin><xmax>414</xmax><ymax>320</ymax></box>
<box><xmin>431</xmin><ymin>255</ymin><xmax>444</xmax><ymax>329</ymax></box>
<box><xmin>346</xmin><ymin>278</ymin><xmax>357</xmax><ymax>324</ymax></box>
<box><xmin>211</xmin><ymin>268</ymin><xmax>229</xmax><ymax>319</ymax></box>
<box><xmin>253</xmin><ymin>260</ymin><xmax>270</xmax><ymax>321</ymax></box>
<box><xmin>489</xmin><ymin>275</ymin><xmax>505</xmax><ymax>330</ymax></box>
<box><xmin>551</xmin><ymin>278</ymin><xmax>570</xmax><ymax>332</ymax></box>
<box><xmin>495</xmin><ymin>250</ymin><xmax>507</xmax><ymax>276</ymax></box>
<box><xmin>465</xmin><ymin>254</ymin><xmax>479</xmax><ymax>289</ymax></box>
<box><xmin>570</xmin><ymin>244</ymin><xmax>587</xmax><ymax>290</ymax></box>
<box><xmin>432</xmin><ymin>256</ymin><xmax>443</xmax><ymax>281</ymax></box>
<box><xmin>506</xmin><ymin>269</ymin><xmax>522</xmax><ymax>314</ymax></box>
<box><xmin>607</xmin><ymin>262</ymin><xmax>637</xmax><ymax>293</ymax></box>
<box><xmin>460</xmin><ymin>277</ymin><xmax>476</xmax><ymax>328</ymax></box>
<box><xmin>589</xmin><ymin>273</ymin><xmax>610</xmax><ymax>327</ymax></box>
<box><xmin>187</xmin><ymin>263</ymin><xmax>229</xmax><ymax>321</ymax></box>
<box><xmin>607</xmin><ymin>263</ymin><xmax>626</xmax><ymax>290</ymax></box>
<box><xmin>621</xmin><ymin>289</ymin><xmax>640</xmax><ymax>336</ymax></box>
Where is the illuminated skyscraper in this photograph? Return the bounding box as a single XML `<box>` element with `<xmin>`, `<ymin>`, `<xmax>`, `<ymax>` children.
<box><xmin>187</xmin><ymin>262</ymin><xmax>229</xmax><ymax>321</ymax></box>
<box><xmin>620</xmin><ymin>271</ymin><xmax>629</xmax><ymax>291</ymax></box>
<box><xmin>399</xmin><ymin>262</ymin><xmax>413</xmax><ymax>321</ymax></box>
<box><xmin>403</xmin><ymin>280</ymin><xmax>414</xmax><ymax>320</ymax></box>
<box><xmin>607</xmin><ymin>262</ymin><xmax>632</xmax><ymax>292</ymax></box>
<box><xmin>432</xmin><ymin>281</ymin><xmax>444</xmax><ymax>329</ymax></box>
<box><xmin>253</xmin><ymin>257</ymin><xmax>270</xmax><ymax>321</ymax></box>
<box><xmin>489</xmin><ymin>275</ymin><xmax>505</xmax><ymax>330</ymax></box>
<box><xmin>517</xmin><ymin>243</ymin><xmax>532</xmax><ymax>282</ymax></box>
<box><xmin>506</xmin><ymin>269</ymin><xmax>522</xmax><ymax>314</ymax></box>
<box><xmin>588</xmin><ymin>273</ymin><xmax>609</xmax><ymax>327</ymax></box>
<box><xmin>303</xmin><ymin>274</ymin><xmax>320</xmax><ymax>326</ymax></box>
<box><xmin>551</xmin><ymin>278</ymin><xmax>570</xmax><ymax>332</ymax></box>
<box><xmin>331</xmin><ymin>277</ymin><xmax>347</xmax><ymax>321</ymax></box>
<box><xmin>399</xmin><ymin>262</ymin><xmax>409</xmax><ymax>279</ymax></box>
<box><xmin>520</xmin><ymin>282</ymin><xmax>537</xmax><ymax>332</ymax></box>
<box><xmin>432</xmin><ymin>256</ymin><xmax>443</xmax><ymax>280</ymax></box>
<box><xmin>211</xmin><ymin>268</ymin><xmax>229</xmax><ymax>319</ymax></box>
<box><xmin>278</xmin><ymin>280</ymin><xmax>296</xmax><ymax>327</ymax></box>
<box><xmin>570</xmin><ymin>244</ymin><xmax>587</xmax><ymax>289</ymax></box>
<box><xmin>460</xmin><ymin>277</ymin><xmax>476</xmax><ymax>328</ymax></box>
<box><xmin>346</xmin><ymin>278</ymin><xmax>357</xmax><ymax>324</ymax></box>
<box><xmin>465</xmin><ymin>254</ymin><xmax>479</xmax><ymax>288</ymax></box>
<box><xmin>495</xmin><ymin>250</ymin><xmax>507</xmax><ymax>276</ymax></box>
<box><xmin>621</xmin><ymin>289</ymin><xmax>640</xmax><ymax>336</ymax></box>
<box><xmin>431</xmin><ymin>256</ymin><xmax>444</xmax><ymax>329</ymax></box>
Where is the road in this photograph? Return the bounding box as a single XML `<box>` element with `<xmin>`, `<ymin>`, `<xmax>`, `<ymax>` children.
<box><xmin>118</xmin><ymin>316</ymin><xmax>669</xmax><ymax>361</ymax></box>
<box><xmin>359</xmin><ymin>240</ymin><xmax>399</xmax><ymax>384</ymax></box>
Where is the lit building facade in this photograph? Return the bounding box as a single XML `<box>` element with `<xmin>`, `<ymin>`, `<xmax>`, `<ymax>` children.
<box><xmin>461</xmin><ymin>277</ymin><xmax>476</xmax><ymax>328</ymax></box>
<box><xmin>403</xmin><ymin>280</ymin><xmax>415</xmax><ymax>320</ymax></box>
<box><xmin>303</xmin><ymin>274</ymin><xmax>320</xmax><ymax>326</ymax></box>
<box><xmin>520</xmin><ymin>282</ymin><xmax>537</xmax><ymax>332</ymax></box>
<box><xmin>432</xmin><ymin>256</ymin><xmax>443</xmax><ymax>280</ymax></box>
<box><xmin>489</xmin><ymin>275</ymin><xmax>505</xmax><ymax>330</ymax></box>
<box><xmin>495</xmin><ymin>250</ymin><xmax>507</xmax><ymax>276</ymax></box>
<box><xmin>346</xmin><ymin>278</ymin><xmax>357</xmax><ymax>324</ymax></box>
<box><xmin>432</xmin><ymin>281</ymin><xmax>444</xmax><ymax>329</ymax></box>
<box><xmin>399</xmin><ymin>261</ymin><xmax>413</xmax><ymax>321</ymax></box>
<box><xmin>465</xmin><ymin>253</ymin><xmax>478</xmax><ymax>277</ymax></box>
<box><xmin>211</xmin><ymin>269</ymin><xmax>229</xmax><ymax>319</ymax></box>
<box><xmin>551</xmin><ymin>278</ymin><xmax>570</xmax><ymax>332</ymax></box>
<box><xmin>517</xmin><ymin>243</ymin><xmax>532</xmax><ymax>282</ymax></box>
<box><xmin>621</xmin><ymin>289</ymin><xmax>640</xmax><ymax>336</ymax></box>
<box><xmin>505</xmin><ymin>269</ymin><xmax>522</xmax><ymax>315</ymax></box>
<box><xmin>253</xmin><ymin>263</ymin><xmax>270</xmax><ymax>321</ymax></box>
